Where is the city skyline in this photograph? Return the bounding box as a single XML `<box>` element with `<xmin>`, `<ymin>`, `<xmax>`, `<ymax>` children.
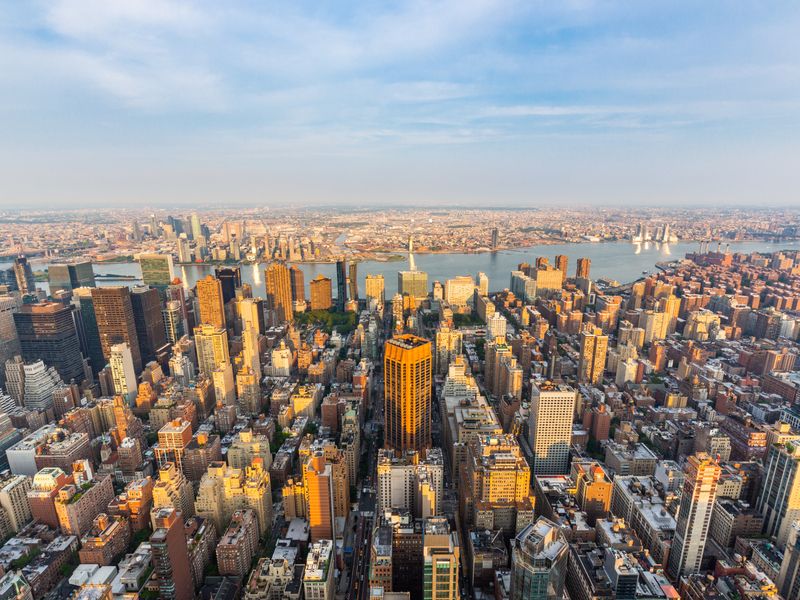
<box><xmin>1</xmin><ymin>1</ymin><xmax>799</xmax><ymax>207</ymax></box>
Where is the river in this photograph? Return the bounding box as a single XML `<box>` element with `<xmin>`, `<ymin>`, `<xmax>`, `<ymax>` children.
<box><xmin>8</xmin><ymin>240</ymin><xmax>797</xmax><ymax>298</ymax></box>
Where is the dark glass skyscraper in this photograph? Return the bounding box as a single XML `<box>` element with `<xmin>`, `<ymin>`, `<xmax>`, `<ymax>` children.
<box><xmin>214</xmin><ymin>266</ymin><xmax>241</xmax><ymax>304</ymax></box>
<box><xmin>91</xmin><ymin>286</ymin><xmax>143</xmax><ymax>373</ymax></box>
<box><xmin>48</xmin><ymin>262</ymin><xmax>96</xmax><ymax>294</ymax></box>
<box><xmin>336</xmin><ymin>258</ymin><xmax>347</xmax><ymax>311</ymax></box>
<box><xmin>131</xmin><ymin>286</ymin><xmax>167</xmax><ymax>365</ymax></box>
<box><xmin>13</xmin><ymin>301</ymin><xmax>85</xmax><ymax>383</ymax></box>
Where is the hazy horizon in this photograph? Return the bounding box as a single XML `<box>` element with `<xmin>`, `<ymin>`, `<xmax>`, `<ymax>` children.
<box><xmin>1</xmin><ymin>1</ymin><xmax>799</xmax><ymax>209</ymax></box>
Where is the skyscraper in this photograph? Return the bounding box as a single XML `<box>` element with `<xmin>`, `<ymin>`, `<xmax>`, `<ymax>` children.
<box><xmin>162</xmin><ymin>300</ymin><xmax>184</xmax><ymax>344</ymax></box>
<box><xmin>365</xmin><ymin>274</ymin><xmax>385</xmax><ymax>309</ymax></box>
<box><xmin>309</xmin><ymin>275</ymin><xmax>333</xmax><ymax>311</ymax></box>
<box><xmin>130</xmin><ymin>286</ymin><xmax>167</xmax><ymax>365</ymax></box>
<box><xmin>510</xmin><ymin>518</ymin><xmax>568</xmax><ymax>600</ymax></box>
<box><xmin>554</xmin><ymin>255</ymin><xmax>568</xmax><ymax>284</ymax></box>
<box><xmin>491</xmin><ymin>227</ymin><xmax>499</xmax><ymax>250</ymax></box>
<box><xmin>578</xmin><ymin>324</ymin><xmax>608</xmax><ymax>385</ymax></box>
<box><xmin>667</xmin><ymin>453</ymin><xmax>720</xmax><ymax>580</ymax></box>
<box><xmin>264</xmin><ymin>262</ymin><xmax>293</xmax><ymax>324</ymax></box>
<box><xmin>12</xmin><ymin>257</ymin><xmax>35</xmax><ymax>295</ymax></box>
<box><xmin>91</xmin><ymin>287</ymin><xmax>143</xmax><ymax>373</ymax></box>
<box><xmin>348</xmin><ymin>262</ymin><xmax>358</xmax><ymax>302</ymax></box>
<box><xmin>398</xmin><ymin>270</ymin><xmax>428</xmax><ymax>300</ymax></box>
<box><xmin>576</xmin><ymin>257</ymin><xmax>591</xmax><ymax>280</ymax></box>
<box><xmin>150</xmin><ymin>507</ymin><xmax>194</xmax><ymax>600</ymax></box>
<box><xmin>336</xmin><ymin>258</ymin><xmax>348</xmax><ymax>311</ymax></box>
<box><xmin>72</xmin><ymin>288</ymin><xmax>105</xmax><ymax>375</ymax></box>
<box><xmin>384</xmin><ymin>335</ymin><xmax>432</xmax><ymax>453</ymax></box>
<box><xmin>194</xmin><ymin>325</ymin><xmax>230</xmax><ymax>375</ymax></box>
<box><xmin>109</xmin><ymin>343</ymin><xmax>137</xmax><ymax>404</ymax></box>
<box><xmin>13</xmin><ymin>302</ymin><xmax>85</xmax><ymax>384</ymax></box>
<box><xmin>196</xmin><ymin>275</ymin><xmax>226</xmax><ymax>329</ymax></box>
<box><xmin>757</xmin><ymin>440</ymin><xmax>800</xmax><ymax>547</ymax></box>
<box><xmin>137</xmin><ymin>254</ymin><xmax>175</xmax><ymax>289</ymax></box>
<box><xmin>289</xmin><ymin>266</ymin><xmax>305</xmax><ymax>302</ymax></box>
<box><xmin>303</xmin><ymin>451</ymin><xmax>335</xmax><ymax>542</ymax></box>
<box><xmin>529</xmin><ymin>382</ymin><xmax>575</xmax><ymax>475</ymax></box>
<box><xmin>48</xmin><ymin>262</ymin><xmax>95</xmax><ymax>294</ymax></box>
<box><xmin>214</xmin><ymin>266</ymin><xmax>241</xmax><ymax>304</ymax></box>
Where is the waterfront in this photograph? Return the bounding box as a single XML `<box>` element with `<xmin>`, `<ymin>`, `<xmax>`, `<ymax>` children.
<box><xmin>10</xmin><ymin>239</ymin><xmax>796</xmax><ymax>298</ymax></box>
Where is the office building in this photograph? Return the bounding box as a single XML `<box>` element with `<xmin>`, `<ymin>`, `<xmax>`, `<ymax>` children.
<box><xmin>214</xmin><ymin>266</ymin><xmax>241</xmax><ymax>304</ymax></box>
<box><xmin>265</xmin><ymin>262</ymin><xmax>293</xmax><ymax>324</ymax></box>
<box><xmin>196</xmin><ymin>275</ymin><xmax>226</xmax><ymax>328</ymax></box>
<box><xmin>336</xmin><ymin>258</ymin><xmax>348</xmax><ymax>311</ymax></box>
<box><xmin>194</xmin><ymin>325</ymin><xmax>229</xmax><ymax>375</ymax></box>
<box><xmin>289</xmin><ymin>265</ymin><xmax>305</xmax><ymax>302</ymax></box>
<box><xmin>150</xmin><ymin>507</ymin><xmax>194</xmax><ymax>600</ymax></box>
<box><xmin>384</xmin><ymin>335</ymin><xmax>432</xmax><ymax>453</ymax></box>
<box><xmin>48</xmin><ymin>262</ymin><xmax>95</xmax><ymax>293</ymax></box>
<box><xmin>138</xmin><ymin>253</ymin><xmax>175</xmax><ymax>289</ymax></box>
<box><xmin>130</xmin><ymin>286</ymin><xmax>167</xmax><ymax>364</ymax></box>
<box><xmin>365</xmin><ymin>274</ymin><xmax>385</xmax><ymax>309</ymax></box>
<box><xmin>13</xmin><ymin>301</ymin><xmax>84</xmax><ymax>383</ymax></box>
<box><xmin>757</xmin><ymin>440</ymin><xmax>800</xmax><ymax>547</ymax></box>
<box><xmin>109</xmin><ymin>343</ymin><xmax>137</xmax><ymax>403</ymax></box>
<box><xmin>349</xmin><ymin>262</ymin><xmax>359</xmax><ymax>302</ymax></box>
<box><xmin>302</xmin><ymin>452</ymin><xmax>336</xmax><ymax>542</ymax></box>
<box><xmin>423</xmin><ymin>518</ymin><xmax>459</xmax><ymax>600</ymax></box>
<box><xmin>71</xmin><ymin>287</ymin><xmax>106</xmax><ymax>374</ymax></box>
<box><xmin>510</xmin><ymin>518</ymin><xmax>568</xmax><ymax>600</ymax></box>
<box><xmin>162</xmin><ymin>300</ymin><xmax>184</xmax><ymax>344</ymax></box>
<box><xmin>12</xmin><ymin>257</ymin><xmax>36</xmax><ymax>294</ymax></box>
<box><xmin>310</xmin><ymin>275</ymin><xmax>333</xmax><ymax>311</ymax></box>
<box><xmin>0</xmin><ymin>296</ymin><xmax>20</xmax><ymax>386</ymax></box>
<box><xmin>398</xmin><ymin>270</ymin><xmax>428</xmax><ymax>300</ymax></box>
<box><xmin>91</xmin><ymin>287</ymin><xmax>143</xmax><ymax>373</ymax></box>
<box><xmin>667</xmin><ymin>453</ymin><xmax>721</xmax><ymax>579</ymax></box>
<box><xmin>529</xmin><ymin>382</ymin><xmax>576</xmax><ymax>475</ymax></box>
<box><xmin>578</xmin><ymin>324</ymin><xmax>608</xmax><ymax>385</ymax></box>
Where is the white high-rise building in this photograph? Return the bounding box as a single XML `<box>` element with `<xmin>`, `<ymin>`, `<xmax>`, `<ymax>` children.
<box><xmin>242</xmin><ymin>323</ymin><xmax>262</xmax><ymax>380</ymax></box>
<box><xmin>110</xmin><ymin>343</ymin><xmax>137</xmax><ymax>403</ymax></box>
<box><xmin>529</xmin><ymin>382</ymin><xmax>575</xmax><ymax>476</ymax></box>
<box><xmin>169</xmin><ymin>351</ymin><xmax>194</xmax><ymax>386</ymax></box>
<box><xmin>487</xmin><ymin>312</ymin><xmax>507</xmax><ymax>340</ymax></box>
<box><xmin>269</xmin><ymin>341</ymin><xmax>291</xmax><ymax>377</ymax></box>
<box><xmin>667</xmin><ymin>453</ymin><xmax>720</xmax><ymax>579</ymax></box>
<box><xmin>213</xmin><ymin>364</ymin><xmax>236</xmax><ymax>407</ymax></box>
<box><xmin>22</xmin><ymin>361</ymin><xmax>62</xmax><ymax>412</ymax></box>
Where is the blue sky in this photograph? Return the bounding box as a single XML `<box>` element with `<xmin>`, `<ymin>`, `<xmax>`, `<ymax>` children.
<box><xmin>1</xmin><ymin>1</ymin><xmax>799</xmax><ymax>208</ymax></box>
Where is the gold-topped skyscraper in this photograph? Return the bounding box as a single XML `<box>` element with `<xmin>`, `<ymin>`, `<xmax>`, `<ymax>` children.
<box><xmin>265</xmin><ymin>262</ymin><xmax>293</xmax><ymax>325</ymax></box>
<box><xmin>384</xmin><ymin>334</ymin><xmax>432</xmax><ymax>453</ymax></box>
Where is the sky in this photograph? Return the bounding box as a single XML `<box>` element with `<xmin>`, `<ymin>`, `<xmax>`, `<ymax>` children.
<box><xmin>1</xmin><ymin>1</ymin><xmax>799</xmax><ymax>209</ymax></box>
